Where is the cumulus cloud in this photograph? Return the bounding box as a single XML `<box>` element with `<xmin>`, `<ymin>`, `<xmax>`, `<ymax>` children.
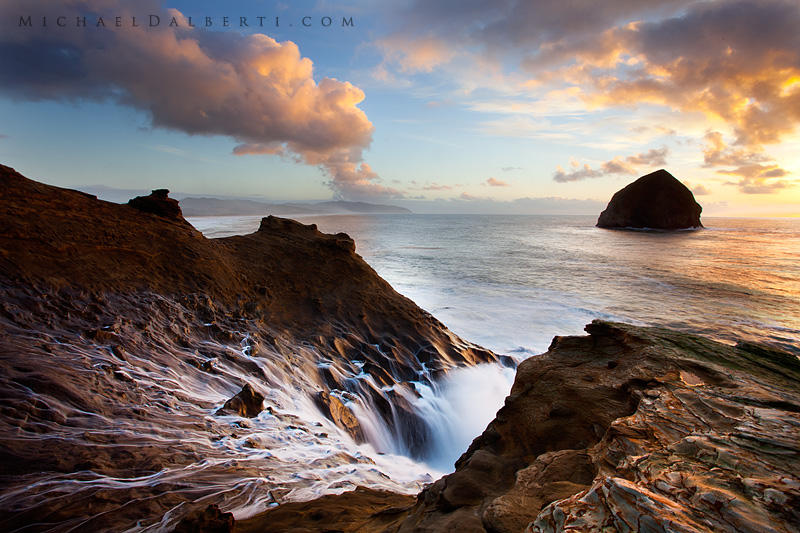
<box><xmin>485</xmin><ymin>177</ymin><xmax>509</xmax><ymax>187</ymax></box>
<box><xmin>553</xmin><ymin>147</ymin><xmax>668</xmax><ymax>182</ymax></box>
<box><xmin>0</xmin><ymin>0</ymin><xmax>387</xmax><ymax>199</ymax></box>
<box><xmin>378</xmin><ymin>0</ymin><xmax>799</xmax><ymax>194</ymax></box>
<box><xmin>625</xmin><ymin>147</ymin><xmax>668</xmax><ymax>166</ymax></box>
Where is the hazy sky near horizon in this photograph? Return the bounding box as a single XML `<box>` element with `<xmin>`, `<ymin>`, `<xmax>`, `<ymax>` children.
<box><xmin>0</xmin><ymin>0</ymin><xmax>798</xmax><ymax>216</ymax></box>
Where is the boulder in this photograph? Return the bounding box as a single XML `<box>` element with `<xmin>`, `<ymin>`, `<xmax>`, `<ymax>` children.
<box><xmin>218</xmin><ymin>383</ymin><xmax>264</xmax><ymax>418</ymax></box>
<box><xmin>597</xmin><ymin>169</ymin><xmax>702</xmax><ymax>229</ymax></box>
<box><xmin>128</xmin><ymin>189</ymin><xmax>184</xmax><ymax>221</ymax></box>
<box><xmin>314</xmin><ymin>390</ymin><xmax>365</xmax><ymax>442</ymax></box>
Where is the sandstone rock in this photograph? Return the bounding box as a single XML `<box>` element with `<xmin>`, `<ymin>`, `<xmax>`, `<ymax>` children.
<box><xmin>127</xmin><ymin>189</ymin><xmax>184</xmax><ymax>221</ymax></box>
<box><xmin>597</xmin><ymin>169</ymin><xmax>702</xmax><ymax>229</ymax></box>
<box><xmin>395</xmin><ymin>321</ymin><xmax>800</xmax><ymax>532</ymax></box>
<box><xmin>314</xmin><ymin>390</ymin><xmax>365</xmax><ymax>442</ymax></box>
<box><xmin>235</xmin><ymin>487</ymin><xmax>414</xmax><ymax>533</ymax></box>
<box><xmin>218</xmin><ymin>383</ymin><xmax>264</xmax><ymax>418</ymax></box>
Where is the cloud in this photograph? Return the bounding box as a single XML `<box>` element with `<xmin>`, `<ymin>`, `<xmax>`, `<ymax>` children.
<box><xmin>378</xmin><ymin>1</ymin><xmax>799</xmax><ymax>192</ymax></box>
<box><xmin>377</xmin><ymin>35</ymin><xmax>455</xmax><ymax>73</ymax></box>
<box><xmin>501</xmin><ymin>166</ymin><xmax>522</xmax><ymax>171</ymax></box>
<box><xmin>0</xmin><ymin>0</ymin><xmax>386</xmax><ymax>199</ymax></box>
<box><xmin>485</xmin><ymin>177</ymin><xmax>509</xmax><ymax>187</ymax></box>
<box><xmin>460</xmin><ymin>192</ymin><xmax>480</xmax><ymax>200</ymax></box>
<box><xmin>682</xmin><ymin>181</ymin><xmax>711</xmax><ymax>196</ymax></box>
<box><xmin>553</xmin><ymin>146</ymin><xmax>668</xmax><ymax>182</ymax></box>
<box><xmin>625</xmin><ymin>146</ymin><xmax>668</xmax><ymax>166</ymax></box>
<box><xmin>701</xmin><ymin>131</ymin><xmax>794</xmax><ymax>194</ymax></box>
<box><xmin>422</xmin><ymin>183</ymin><xmax>453</xmax><ymax>191</ymax></box>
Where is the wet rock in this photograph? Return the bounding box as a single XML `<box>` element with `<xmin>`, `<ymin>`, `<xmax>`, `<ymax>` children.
<box><xmin>597</xmin><ymin>169</ymin><xmax>702</xmax><ymax>229</ymax></box>
<box><xmin>314</xmin><ymin>390</ymin><xmax>365</xmax><ymax>442</ymax></box>
<box><xmin>217</xmin><ymin>384</ymin><xmax>264</xmax><ymax>418</ymax></box>
<box><xmin>396</xmin><ymin>321</ymin><xmax>800</xmax><ymax>532</ymax></box>
<box><xmin>172</xmin><ymin>504</ymin><xmax>233</xmax><ymax>533</ymax></box>
<box><xmin>128</xmin><ymin>189</ymin><xmax>184</xmax><ymax>221</ymax></box>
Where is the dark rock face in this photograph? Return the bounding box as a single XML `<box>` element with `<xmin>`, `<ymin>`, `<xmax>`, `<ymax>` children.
<box><xmin>236</xmin><ymin>487</ymin><xmax>415</xmax><ymax>533</ymax></box>
<box><xmin>218</xmin><ymin>383</ymin><xmax>264</xmax><ymax>418</ymax></box>
<box><xmin>171</xmin><ymin>504</ymin><xmax>233</xmax><ymax>533</ymax></box>
<box><xmin>0</xmin><ymin>164</ymin><xmax>498</xmax><ymax>530</ymax></box>
<box><xmin>597</xmin><ymin>169</ymin><xmax>702</xmax><ymax>229</ymax></box>
<box><xmin>128</xmin><ymin>189</ymin><xmax>184</xmax><ymax>221</ymax></box>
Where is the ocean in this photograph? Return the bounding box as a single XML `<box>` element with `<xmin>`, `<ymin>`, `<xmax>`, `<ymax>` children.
<box><xmin>190</xmin><ymin>214</ymin><xmax>800</xmax><ymax>358</ymax></box>
<box><xmin>183</xmin><ymin>213</ymin><xmax>800</xmax><ymax>479</ymax></box>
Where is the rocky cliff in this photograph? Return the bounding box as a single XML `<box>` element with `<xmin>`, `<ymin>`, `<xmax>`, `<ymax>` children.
<box><xmin>0</xmin><ymin>164</ymin><xmax>494</xmax><ymax>530</ymax></box>
<box><xmin>242</xmin><ymin>321</ymin><xmax>800</xmax><ymax>533</ymax></box>
<box><xmin>597</xmin><ymin>169</ymin><xmax>703</xmax><ymax>229</ymax></box>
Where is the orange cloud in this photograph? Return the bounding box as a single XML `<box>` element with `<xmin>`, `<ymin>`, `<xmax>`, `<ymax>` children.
<box><xmin>0</xmin><ymin>0</ymin><xmax>386</xmax><ymax>199</ymax></box>
<box><xmin>554</xmin><ymin>147</ymin><xmax>669</xmax><ymax>182</ymax></box>
<box><xmin>377</xmin><ymin>35</ymin><xmax>454</xmax><ymax>73</ymax></box>
<box><xmin>380</xmin><ymin>0</ymin><xmax>799</xmax><ymax>196</ymax></box>
<box><xmin>486</xmin><ymin>177</ymin><xmax>509</xmax><ymax>187</ymax></box>
<box><xmin>701</xmin><ymin>131</ymin><xmax>793</xmax><ymax>194</ymax></box>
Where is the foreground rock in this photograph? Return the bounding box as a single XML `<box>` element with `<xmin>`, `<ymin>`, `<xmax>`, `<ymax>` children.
<box><xmin>218</xmin><ymin>383</ymin><xmax>264</xmax><ymax>418</ymax></box>
<box><xmin>172</xmin><ymin>504</ymin><xmax>233</xmax><ymax>533</ymax></box>
<box><xmin>247</xmin><ymin>321</ymin><xmax>800</xmax><ymax>532</ymax></box>
<box><xmin>597</xmin><ymin>169</ymin><xmax>703</xmax><ymax>229</ymax></box>
<box><xmin>396</xmin><ymin>321</ymin><xmax>799</xmax><ymax>532</ymax></box>
<box><xmin>0</xmin><ymin>164</ymin><xmax>495</xmax><ymax>531</ymax></box>
<box><xmin>236</xmin><ymin>487</ymin><xmax>415</xmax><ymax>533</ymax></box>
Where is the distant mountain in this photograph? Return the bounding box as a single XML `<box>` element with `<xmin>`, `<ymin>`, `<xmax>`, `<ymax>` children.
<box><xmin>178</xmin><ymin>197</ymin><xmax>412</xmax><ymax>216</ymax></box>
<box><xmin>75</xmin><ymin>185</ymin><xmax>412</xmax><ymax>216</ymax></box>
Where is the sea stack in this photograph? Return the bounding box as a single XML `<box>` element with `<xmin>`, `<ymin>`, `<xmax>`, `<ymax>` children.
<box><xmin>597</xmin><ymin>169</ymin><xmax>702</xmax><ymax>230</ymax></box>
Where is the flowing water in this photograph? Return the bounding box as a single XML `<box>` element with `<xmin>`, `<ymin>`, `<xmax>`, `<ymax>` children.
<box><xmin>192</xmin><ymin>214</ymin><xmax>799</xmax><ymax>357</ymax></box>
<box><xmin>191</xmin><ymin>213</ymin><xmax>800</xmax><ymax>475</ymax></box>
<box><xmin>4</xmin><ymin>214</ymin><xmax>798</xmax><ymax>531</ymax></box>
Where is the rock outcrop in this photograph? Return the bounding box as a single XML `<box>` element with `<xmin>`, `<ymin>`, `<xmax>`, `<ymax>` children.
<box><xmin>597</xmin><ymin>169</ymin><xmax>703</xmax><ymax>229</ymax></box>
<box><xmin>128</xmin><ymin>188</ymin><xmax>185</xmax><ymax>221</ymax></box>
<box><xmin>394</xmin><ymin>321</ymin><xmax>799</xmax><ymax>532</ymax></box>
<box><xmin>243</xmin><ymin>321</ymin><xmax>800</xmax><ymax>532</ymax></box>
<box><xmin>218</xmin><ymin>383</ymin><xmax>264</xmax><ymax>418</ymax></box>
<box><xmin>0</xmin><ymin>163</ymin><xmax>496</xmax><ymax>531</ymax></box>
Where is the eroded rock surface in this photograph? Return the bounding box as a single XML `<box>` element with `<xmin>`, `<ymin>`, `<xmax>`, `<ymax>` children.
<box><xmin>218</xmin><ymin>383</ymin><xmax>264</xmax><ymax>418</ymax></box>
<box><xmin>0</xmin><ymin>164</ymin><xmax>496</xmax><ymax>530</ymax></box>
<box><xmin>396</xmin><ymin>321</ymin><xmax>800</xmax><ymax>532</ymax></box>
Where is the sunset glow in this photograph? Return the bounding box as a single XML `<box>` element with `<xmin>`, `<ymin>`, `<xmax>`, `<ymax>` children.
<box><xmin>0</xmin><ymin>0</ymin><xmax>797</xmax><ymax>215</ymax></box>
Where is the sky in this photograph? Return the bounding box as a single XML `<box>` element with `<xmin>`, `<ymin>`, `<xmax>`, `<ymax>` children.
<box><xmin>0</xmin><ymin>0</ymin><xmax>798</xmax><ymax>216</ymax></box>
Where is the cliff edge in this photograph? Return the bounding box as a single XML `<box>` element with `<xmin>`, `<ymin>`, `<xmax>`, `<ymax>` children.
<box><xmin>396</xmin><ymin>321</ymin><xmax>799</xmax><ymax>532</ymax></box>
<box><xmin>240</xmin><ymin>321</ymin><xmax>800</xmax><ymax>532</ymax></box>
<box><xmin>0</xmin><ymin>164</ymin><xmax>494</xmax><ymax>531</ymax></box>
